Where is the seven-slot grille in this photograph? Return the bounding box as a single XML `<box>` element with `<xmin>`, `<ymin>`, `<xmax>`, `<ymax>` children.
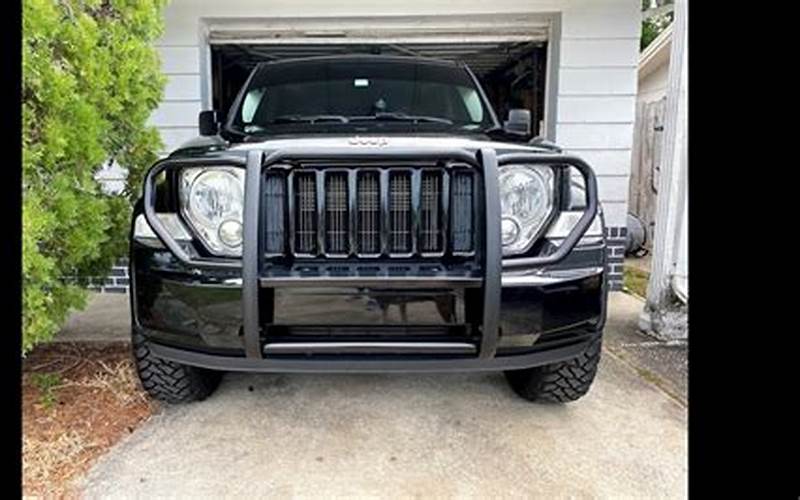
<box><xmin>263</xmin><ymin>166</ymin><xmax>476</xmax><ymax>258</ymax></box>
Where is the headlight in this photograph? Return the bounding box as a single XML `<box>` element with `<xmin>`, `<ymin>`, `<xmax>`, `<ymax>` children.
<box><xmin>180</xmin><ymin>167</ymin><xmax>245</xmax><ymax>256</ymax></box>
<box><xmin>499</xmin><ymin>165</ymin><xmax>554</xmax><ymax>256</ymax></box>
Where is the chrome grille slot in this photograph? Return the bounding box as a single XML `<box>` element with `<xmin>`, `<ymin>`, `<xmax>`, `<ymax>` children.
<box><xmin>357</xmin><ymin>172</ymin><xmax>380</xmax><ymax>254</ymax></box>
<box><xmin>451</xmin><ymin>171</ymin><xmax>474</xmax><ymax>253</ymax></box>
<box><xmin>389</xmin><ymin>172</ymin><xmax>412</xmax><ymax>253</ymax></box>
<box><xmin>420</xmin><ymin>171</ymin><xmax>443</xmax><ymax>253</ymax></box>
<box><xmin>294</xmin><ymin>172</ymin><xmax>317</xmax><ymax>254</ymax></box>
<box><xmin>263</xmin><ymin>173</ymin><xmax>285</xmax><ymax>255</ymax></box>
<box><xmin>325</xmin><ymin>173</ymin><xmax>348</xmax><ymax>254</ymax></box>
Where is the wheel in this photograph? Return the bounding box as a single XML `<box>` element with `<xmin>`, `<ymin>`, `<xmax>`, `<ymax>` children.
<box><xmin>131</xmin><ymin>328</ymin><xmax>222</xmax><ymax>404</ymax></box>
<box><xmin>504</xmin><ymin>334</ymin><xmax>602</xmax><ymax>403</ymax></box>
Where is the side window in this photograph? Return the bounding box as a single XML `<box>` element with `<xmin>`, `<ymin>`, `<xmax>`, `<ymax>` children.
<box><xmin>458</xmin><ymin>86</ymin><xmax>484</xmax><ymax>123</ymax></box>
<box><xmin>241</xmin><ymin>88</ymin><xmax>265</xmax><ymax>124</ymax></box>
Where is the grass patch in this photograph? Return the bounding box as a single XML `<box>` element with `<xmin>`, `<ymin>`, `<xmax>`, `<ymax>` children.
<box><xmin>623</xmin><ymin>266</ymin><xmax>650</xmax><ymax>299</ymax></box>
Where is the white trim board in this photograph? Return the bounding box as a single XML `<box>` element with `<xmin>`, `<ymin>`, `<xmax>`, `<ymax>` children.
<box><xmin>201</xmin><ymin>13</ymin><xmax>553</xmax><ymax>45</ymax></box>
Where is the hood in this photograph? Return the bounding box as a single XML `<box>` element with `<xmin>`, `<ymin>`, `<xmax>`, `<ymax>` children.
<box><xmin>170</xmin><ymin>133</ymin><xmax>559</xmax><ymax>159</ymax></box>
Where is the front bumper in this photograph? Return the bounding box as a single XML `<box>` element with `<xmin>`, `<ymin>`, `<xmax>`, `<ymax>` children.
<box><xmin>145</xmin><ymin>329</ymin><xmax>600</xmax><ymax>373</ymax></box>
<box><xmin>133</xmin><ymin>146</ymin><xmax>606</xmax><ymax>372</ymax></box>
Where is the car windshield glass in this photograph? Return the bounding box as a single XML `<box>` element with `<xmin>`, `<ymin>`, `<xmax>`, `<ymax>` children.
<box><xmin>228</xmin><ymin>59</ymin><xmax>494</xmax><ymax>135</ymax></box>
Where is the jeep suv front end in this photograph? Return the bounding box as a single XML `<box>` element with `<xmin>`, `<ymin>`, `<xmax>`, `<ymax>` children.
<box><xmin>129</xmin><ymin>56</ymin><xmax>607</xmax><ymax>404</ymax></box>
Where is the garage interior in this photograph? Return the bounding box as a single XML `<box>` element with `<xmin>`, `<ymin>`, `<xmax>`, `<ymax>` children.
<box><xmin>210</xmin><ymin>41</ymin><xmax>548</xmax><ymax>136</ymax></box>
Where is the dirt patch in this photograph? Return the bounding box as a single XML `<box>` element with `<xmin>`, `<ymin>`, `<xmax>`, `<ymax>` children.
<box><xmin>22</xmin><ymin>342</ymin><xmax>157</xmax><ymax>498</ymax></box>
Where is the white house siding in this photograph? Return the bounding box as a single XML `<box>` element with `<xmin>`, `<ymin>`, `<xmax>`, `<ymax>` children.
<box><xmin>152</xmin><ymin>46</ymin><xmax>203</xmax><ymax>154</ymax></box>
<box><xmin>137</xmin><ymin>0</ymin><xmax>639</xmax><ymax>291</ymax></box>
<box><xmin>557</xmin><ymin>5</ymin><xmax>640</xmax><ymax>282</ymax></box>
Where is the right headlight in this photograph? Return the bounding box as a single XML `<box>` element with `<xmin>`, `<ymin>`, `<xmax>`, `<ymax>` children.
<box><xmin>499</xmin><ymin>165</ymin><xmax>554</xmax><ymax>256</ymax></box>
<box><xmin>180</xmin><ymin>167</ymin><xmax>245</xmax><ymax>257</ymax></box>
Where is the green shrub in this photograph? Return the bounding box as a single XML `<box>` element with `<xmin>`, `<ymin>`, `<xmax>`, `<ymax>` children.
<box><xmin>22</xmin><ymin>0</ymin><xmax>168</xmax><ymax>354</ymax></box>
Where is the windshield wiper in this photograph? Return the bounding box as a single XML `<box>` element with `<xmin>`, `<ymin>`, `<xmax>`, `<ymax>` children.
<box><xmin>240</xmin><ymin>112</ymin><xmax>453</xmax><ymax>137</ymax></box>
<box><xmin>270</xmin><ymin>114</ymin><xmax>350</xmax><ymax>124</ymax></box>
<box><xmin>349</xmin><ymin>112</ymin><xmax>453</xmax><ymax>125</ymax></box>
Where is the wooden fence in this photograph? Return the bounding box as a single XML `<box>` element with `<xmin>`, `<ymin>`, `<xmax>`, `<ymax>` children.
<box><xmin>628</xmin><ymin>97</ymin><xmax>666</xmax><ymax>249</ymax></box>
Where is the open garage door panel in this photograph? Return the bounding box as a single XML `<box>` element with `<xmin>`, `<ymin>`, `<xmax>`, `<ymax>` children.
<box><xmin>209</xmin><ymin>23</ymin><xmax>549</xmax><ymax>136</ymax></box>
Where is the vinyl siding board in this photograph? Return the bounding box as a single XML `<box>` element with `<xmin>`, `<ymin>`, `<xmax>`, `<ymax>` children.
<box><xmin>566</xmin><ymin>149</ymin><xmax>633</xmax><ymax>177</ymax></box>
<box><xmin>561</xmin><ymin>5</ymin><xmax>640</xmax><ymax>39</ymax></box>
<box><xmin>558</xmin><ymin>96</ymin><xmax>636</xmax><ymax>123</ymax></box>
<box><xmin>560</xmin><ymin>38</ymin><xmax>639</xmax><ymax>68</ymax></box>
<box><xmin>149</xmin><ymin>101</ymin><xmax>202</xmax><ymax>128</ymax></box>
<box><xmin>596</xmin><ymin>175</ymin><xmax>629</xmax><ymax>203</ymax></box>
<box><xmin>159</xmin><ymin>46</ymin><xmax>201</xmax><ymax>74</ymax></box>
<box><xmin>164</xmin><ymin>74</ymin><xmax>202</xmax><ymax>101</ymax></box>
<box><xmin>556</xmin><ymin>123</ymin><xmax>634</xmax><ymax>150</ymax></box>
<box><xmin>560</xmin><ymin>67</ymin><xmax>637</xmax><ymax>96</ymax></box>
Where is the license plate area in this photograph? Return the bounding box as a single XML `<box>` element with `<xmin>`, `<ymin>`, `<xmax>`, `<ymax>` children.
<box><xmin>271</xmin><ymin>287</ymin><xmax>466</xmax><ymax>325</ymax></box>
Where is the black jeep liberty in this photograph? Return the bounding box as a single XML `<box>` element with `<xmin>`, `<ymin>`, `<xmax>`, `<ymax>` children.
<box><xmin>130</xmin><ymin>55</ymin><xmax>608</xmax><ymax>404</ymax></box>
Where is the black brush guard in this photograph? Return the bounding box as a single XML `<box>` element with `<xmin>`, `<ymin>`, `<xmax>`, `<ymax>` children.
<box><xmin>141</xmin><ymin>146</ymin><xmax>599</xmax><ymax>372</ymax></box>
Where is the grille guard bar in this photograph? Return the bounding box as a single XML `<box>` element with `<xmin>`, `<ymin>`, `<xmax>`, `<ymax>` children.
<box><xmin>141</xmin><ymin>146</ymin><xmax>599</xmax><ymax>360</ymax></box>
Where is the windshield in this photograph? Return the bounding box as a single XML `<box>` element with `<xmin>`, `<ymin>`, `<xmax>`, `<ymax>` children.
<box><xmin>226</xmin><ymin>58</ymin><xmax>496</xmax><ymax>136</ymax></box>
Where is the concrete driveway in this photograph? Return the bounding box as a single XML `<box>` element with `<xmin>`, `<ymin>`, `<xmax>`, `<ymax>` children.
<box><xmin>77</xmin><ymin>293</ymin><xmax>687</xmax><ymax>498</ymax></box>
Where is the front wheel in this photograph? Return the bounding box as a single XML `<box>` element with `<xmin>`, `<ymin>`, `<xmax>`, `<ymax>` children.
<box><xmin>504</xmin><ymin>334</ymin><xmax>602</xmax><ymax>403</ymax></box>
<box><xmin>131</xmin><ymin>328</ymin><xmax>222</xmax><ymax>404</ymax></box>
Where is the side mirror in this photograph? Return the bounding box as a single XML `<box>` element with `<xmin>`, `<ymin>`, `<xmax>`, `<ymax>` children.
<box><xmin>199</xmin><ymin>110</ymin><xmax>219</xmax><ymax>136</ymax></box>
<box><xmin>504</xmin><ymin>108</ymin><xmax>531</xmax><ymax>136</ymax></box>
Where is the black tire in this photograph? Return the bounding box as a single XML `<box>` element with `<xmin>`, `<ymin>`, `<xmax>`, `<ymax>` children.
<box><xmin>131</xmin><ymin>328</ymin><xmax>222</xmax><ymax>404</ymax></box>
<box><xmin>504</xmin><ymin>334</ymin><xmax>602</xmax><ymax>403</ymax></box>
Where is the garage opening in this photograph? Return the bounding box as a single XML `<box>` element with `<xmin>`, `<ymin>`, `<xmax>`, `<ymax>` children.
<box><xmin>210</xmin><ymin>41</ymin><xmax>548</xmax><ymax>136</ymax></box>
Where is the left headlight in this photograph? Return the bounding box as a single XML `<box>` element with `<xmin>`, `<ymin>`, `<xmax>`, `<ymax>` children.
<box><xmin>180</xmin><ymin>167</ymin><xmax>245</xmax><ymax>257</ymax></box>
<box><xmin>499</xmin><ymin>165</ymin><xmax>554</xmax><ymax>256</ymax></box>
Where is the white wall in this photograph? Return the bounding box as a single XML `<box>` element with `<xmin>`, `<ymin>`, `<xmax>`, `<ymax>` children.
<box><xmin>150</xmin><ymin>0</ymin><xmax>640</xmax><ymax>229</ymax></box>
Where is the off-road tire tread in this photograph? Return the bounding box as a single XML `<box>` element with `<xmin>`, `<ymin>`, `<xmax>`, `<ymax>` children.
<box><xmin>505</xmin><ymin>335</ymin><xmax>602</xmax><ymax>403</ymax></box>
<box><xmin>132</xmin><ymin>329</ymin><xmax>221</xmax><ymax>404</ymax></box>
